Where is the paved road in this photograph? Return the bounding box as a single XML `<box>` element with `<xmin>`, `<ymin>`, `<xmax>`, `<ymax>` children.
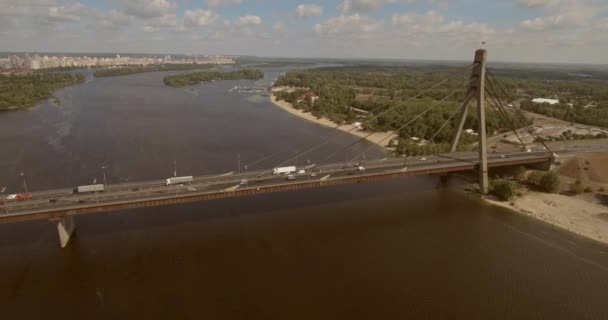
<box><xmin>1</xmin><ymin>144</ymin><xmax>606</xmax><ymax>220</ymax></box>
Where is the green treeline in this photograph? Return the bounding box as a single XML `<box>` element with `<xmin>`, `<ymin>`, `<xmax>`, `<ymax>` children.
<box><xmin>0</xmin><ymin>73</ymin><xmax>85</xmax><ymax>110</ymax></box>
<box><xmin>273</xmin><ymin>67</ymin><xmax>530</xmax><ymax>155</ymax></box>
<box><xmin>94</xmin><ymin>64</ymin><xmax>219</xmax><ymax>78</ymax></box>
<box><xmin>163</xmin><ymin>69</ymin><xmax>264</xmax><ymax>87</ymax></box>
<box><xmin>520</xmin><ymin>100</ymin><xmax>608</xmax><ymax>129</ymax></box>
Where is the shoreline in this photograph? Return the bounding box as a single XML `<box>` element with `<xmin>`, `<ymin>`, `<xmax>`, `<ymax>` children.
<box><xmin>270</xmin><ymin>94</ymin><xmax>397</xmax><ymax>151</ymax></box>
<box><xmin>483</xmin><ymin>191</ymin><xmax>608</xmax><ymax>246</ymax></box>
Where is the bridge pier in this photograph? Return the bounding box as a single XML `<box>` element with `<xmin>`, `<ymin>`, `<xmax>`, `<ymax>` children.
<box><xmin>439</xmin><ymin>174</ymin><xmax>450</xmax><ymax>185</ymax></box>
<box><xmin>56</xmin><ymin>216</ymin><xmax>76</xmax><ymax>248</ymax></box>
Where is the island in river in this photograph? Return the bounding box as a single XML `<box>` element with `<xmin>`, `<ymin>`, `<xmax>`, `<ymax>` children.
<box><xmin>0</xmin><ymin>73</ymin><xmax>84</xmax><ymax>110</ymax></box>
<box><xmin>163</xmin><ymin>68</ymin><xmax>264</xmax><ymax>87</ymax></box>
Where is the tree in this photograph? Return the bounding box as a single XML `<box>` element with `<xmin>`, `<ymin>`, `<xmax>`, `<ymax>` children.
<box><xmin>490</xmin><ymin>179</ymin><xmax>516</xmax><ymax>201</ymax></box>
<box><xmin>539</xmin><ymin>171</ymin><xmax>560</xmax><ymax>193</ymax></box>
<box><xmin>527</xmin><ymin>171</ymin><xmax>544</xmax><ymax>188</ymax></box>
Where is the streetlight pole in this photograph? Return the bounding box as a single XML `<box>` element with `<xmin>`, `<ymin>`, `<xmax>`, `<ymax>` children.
<box><xmin>101</xmin><ymin>165</ymin><xmax>108</xmax><ymax>186</ymax></box>
<box><xmin>93</xmin><ymin>178</ymin><xmax>99</xmax><ymax>204</ymax></box>
<box><xmin>20</xmin><ymin>172</ymin><xmax>29</xmax><ymax>193</ymax></box>
<box><xmin>237</xmin><ymin>153</ymin><xmax>241</xmax><ymax>174</ymax></box>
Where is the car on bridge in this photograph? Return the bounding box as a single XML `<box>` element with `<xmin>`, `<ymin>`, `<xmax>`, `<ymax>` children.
<box><xmin>6</xmin><ymin>194</ymin><xmax>33</xmax><ymax>201</ymax></box>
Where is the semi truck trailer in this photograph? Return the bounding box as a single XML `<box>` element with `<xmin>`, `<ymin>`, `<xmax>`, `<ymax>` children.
<box><xmin>273</xmin><ymin>166</ymin><xmax>296</xmax><ymax>175</ymax></box>
<box><xmin>74</xmin><ymin>184</ymin><xmax>105</xmax><ymax>193</ymax></box>
<box><xmin>166</xmin><ymin>176</ymin><xmax>194</xmax><ymax>186</ymax></box>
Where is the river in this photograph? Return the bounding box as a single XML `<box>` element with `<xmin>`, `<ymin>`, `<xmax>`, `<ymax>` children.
<box><xmin>1</xmin><ymin>67</ymin><xmax>608</xmax><ymax>319</ymax></box>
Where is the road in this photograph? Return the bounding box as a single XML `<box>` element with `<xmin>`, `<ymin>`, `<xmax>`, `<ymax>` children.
<box><xmin>1</xmin><ymin>144</ymin><xmax>606</xmax><ymax>223</ymax></box>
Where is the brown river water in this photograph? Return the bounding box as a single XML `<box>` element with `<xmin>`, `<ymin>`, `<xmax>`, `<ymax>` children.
<box><xmin>1</xmin><ymin>67</ymin><xmax>608</xmax><ymax>319</ymax></box>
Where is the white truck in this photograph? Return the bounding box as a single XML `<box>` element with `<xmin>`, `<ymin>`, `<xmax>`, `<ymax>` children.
<box><xmin>75</xmin><ymin>184</ymin><xmax>105</xmax><ymax>193</ymax></box>
<box><xmin>166</xmin><ymin>176</ymin><xmax>193</xmax><ymax>186</ymax></box>
<box><xmin>273</xmin><ymin>166</ymin><xmax>296</xmax><ymax>175</ymax></box>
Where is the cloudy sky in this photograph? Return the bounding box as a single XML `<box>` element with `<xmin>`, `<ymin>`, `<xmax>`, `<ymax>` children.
<box><xmin>1</xmin><ymin>0</ymin><xmax>607</xmax><ymax>64</ymax></box>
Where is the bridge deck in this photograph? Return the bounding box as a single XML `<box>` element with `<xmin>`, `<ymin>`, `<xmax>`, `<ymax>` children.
<box><xmin>0</xmin><ymin>152</ymin><xmax>553</xmax><ymax>224</ymax></box>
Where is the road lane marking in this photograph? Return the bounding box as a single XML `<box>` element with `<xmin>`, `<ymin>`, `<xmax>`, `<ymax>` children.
<box><xmin>220</xmin><ymin>172</ymin><xmax>234</xmax><ymax>177</ymax></box>
<box><xmin>224</xmin><ymin>185</ymin><xmax>240</xmax><ymax>192</ymax></box>
<box><xmin>320</xmin><ymin>175</ymin><xmax>331</xmax><ymax>181</ymax></box>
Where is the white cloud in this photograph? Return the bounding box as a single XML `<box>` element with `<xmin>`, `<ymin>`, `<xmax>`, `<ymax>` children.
<box><xmin>337</xmin><ymin>0</ymin><xmax>415</xmax><ymax>13</ymax></box>
<box><xmin>273</xmin><ymin>22</ymin><xmax>286</xmax><ymax>32</ymax></box>
<box><xmin>296</xmin><ymin>4</ymin><xmax>323</xmax><ymax>18</ymax></box>
<box><xmin>120</xmin><ymin>0</ymin><xmax>175</xmax><ymax>18</ymax></box>
<box><xmin>438</xmin><ymin>21</ymin><xmax>495</xmax><ymax>34</ymax></box>
<box><xmin>206</xmin><ymin>0</ymin><xmax>242</xmax><ymax>7</ymax></box>
<box><xmin>519</xmin><ymin>3</ymin><xmax>597</xmax><ymax>31</ymax></box>
<box><xmin>93</xmin><ymin>9</ymin><xmax>133</xmax><ymax>29</ymax></box>
<box><xmin>515</xmin><ymin>0</ymin><xmax>563</xmax><ymax>9</ymax></box>
<box><xmin>184</xmin><ymin>9</ymin><xmax>219</xmax><ymax>27</ymax></box>
<box><xmin>234</xmin><ymin>15</ymin><xmax>262</xmax><ymax>26</ymax></box>
<box><xmin>315</xmin><ymin>14</ymin><xmax>382</xmax><ymax>36</ymax></box>
<box><xmin>391</xmin><ymin>10</ymin><xmax>444</xmax><ymax>33</ymax></box>
<box><xmin>392</xmin><ymin>10</ymin><xmax>443</xmax><ymax>26</ymax></box>
<box><xmin>47</xmin><ymin>3</ymin><xmax>89</xmax><ymax>22</ymax></box>
<box><xmin>599</xmin><ymin>18</ymin><xmax>608</xmax><ymax>30</ymax></box>
<box><xmin>143</xmin><ymin>13</ymin><xmax>178</xmax><ymax>32</ymax></box>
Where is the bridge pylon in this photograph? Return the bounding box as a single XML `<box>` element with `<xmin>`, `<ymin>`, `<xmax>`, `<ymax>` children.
<box><xmin>451</xmin><ymin>49</ymin><xmax>489</xmax><ymax>194</ymax></box>
<box><xmin>56</xmin><ymin>215</ymin><xmax>76</xmax><ymax>248</ymax></box>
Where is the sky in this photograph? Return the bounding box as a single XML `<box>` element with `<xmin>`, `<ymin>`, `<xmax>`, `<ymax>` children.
<box><xmin>1</xmin><ymin>0</ymin><xmax>607</xmax><ymax>64</ymax></box>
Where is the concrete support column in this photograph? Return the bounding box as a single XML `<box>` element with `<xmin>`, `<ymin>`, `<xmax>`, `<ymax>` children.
<box><xmin>473</xmin><ymin>49</ymin><xmax>489</xmax><ymax>194</ymax></box>
<box><xmin>57</xmin><ymin>215</ymin><xmax>76</xmax><ymax>248</ymax></box>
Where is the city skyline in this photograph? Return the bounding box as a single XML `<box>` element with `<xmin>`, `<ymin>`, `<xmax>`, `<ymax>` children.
<box><xmin>1</xmin><ymin>0</ymin><xmax>607</xmax><ymax>64</ymax></box>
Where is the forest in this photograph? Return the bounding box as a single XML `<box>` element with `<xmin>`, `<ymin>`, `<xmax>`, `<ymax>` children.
<box><xmin>520</xmin><ymin>100</ymin><xmax>608</xmax><ymax>129</ymax></box>
<box><xmin>273</xmin><ymin>67</ymin><xmax>530</xmax><ymax>155</ymax></box>
<box><xmin>0</xmin><ymin>73</ymin><xmax>84</xmax><ymax>110</ymax></box>
<box><xmin>273</xmin><ymin>65</ymin><xmax>608</xmax><ymax>154</ymax></box>
<box><xmin>163</xmin><ymin>69</ymin><xmax>264</xmax><ymax>87</ymax></box>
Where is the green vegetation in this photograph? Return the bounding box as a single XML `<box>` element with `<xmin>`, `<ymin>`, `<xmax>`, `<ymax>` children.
<box><xmin>163</xmin><ymin>69</ymin><xmax>264</xmax><ymax>87</ymax></box>
<box><xmin>0</xmin><ymin>73</ymin><xmax>84</xmax><ymax>110</ymax></box>
<box><xmin>526</xmin><ymin>171</ymin><xmax>560</xmax><ymax>193</ymax></box>
<box><xmin>520</xmin><ymin>100</ymin><xmax>608</xmax><ymax>129</ymax></box>
<box><xmin>538</xmin><ymin>171</ymin><xmax>560</xmax><ymax>193</ymax></box>
<box><xmin>490</xmin><ymin>179</ymin><xmax>517</xmax><ymax>201</ymax></box>
<box><xmin>94</xmin><ymin>64</ymin><xmax>220</xmax><ymax>78</ymax></box>
<box><xmin>273</xmin><ymin>66</ymin><xmax>531</xmax><ymax>155</ymax></box>
<box><xmin>488</xmin><ymin>67</ymin><xmax>608</xmax><ymax>128</ymax></box>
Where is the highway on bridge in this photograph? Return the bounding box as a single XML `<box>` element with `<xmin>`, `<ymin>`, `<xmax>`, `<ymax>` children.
<box><xmin>1</xmin><ymin>146</ymin><xmax>598</xmax><ymax>224</ymax></box>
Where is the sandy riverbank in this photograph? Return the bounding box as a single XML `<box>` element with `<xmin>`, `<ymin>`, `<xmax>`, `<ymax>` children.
<box><xmin>482</xmin><ymin>154</ymin><xmax>608</xmax><ymax>246</ymax></box>
<box><xmin>485</xmin><ymin>191</ymin><xmax>608</xmax><ymax>245</ymax></box>
<box><xmin>271</xmin><ymin>95</ymin><xmax>397</xmax><ymax>150</ymax></box>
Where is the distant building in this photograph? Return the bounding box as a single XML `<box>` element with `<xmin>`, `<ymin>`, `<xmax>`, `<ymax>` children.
<box><xmin>532</xmin><ymin>98</ymin><xmax>559</xmax><ymax>105</ymax></box>
<box><xmin>465</xmin><ymin>129</ymin><xmax>478</xmax><ymax>136</ymax></box>
<box><xmin>296</xmin><ymin>92</ymin><xmax>319</xmax><ymax>104</ymax></box>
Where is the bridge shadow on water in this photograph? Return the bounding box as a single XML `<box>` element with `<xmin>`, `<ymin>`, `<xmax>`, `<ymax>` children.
<box><xmin>0</xmin><ymin>176</ymin><xmax>446</xmax><ymax>248</ymax></box>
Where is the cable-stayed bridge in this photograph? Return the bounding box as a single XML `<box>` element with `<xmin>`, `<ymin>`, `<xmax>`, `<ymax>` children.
<box><xmin>2</xmin><ymin>49</ymin><xmax>597</xmax><ymax>247</ymax></box>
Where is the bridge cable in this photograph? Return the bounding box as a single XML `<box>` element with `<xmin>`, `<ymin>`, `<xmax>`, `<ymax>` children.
<box><xmin>484</xmin><ymin>89</ymin><xmax>527</xmax><ymax>147</ymax></box>
<box><xmin>347</xmin><ymin>79</ymin><xmax>474</xmax><ymax>163</ymax></box>
<box><xmin>271</xmin><ymin>63</ymin><xmax>478</xmax><ymax>168</ymax></box>
<box><xmin>485</xmin><ymin>70</ymin><xmax>553</xmax><ymax>153</ymax></box>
